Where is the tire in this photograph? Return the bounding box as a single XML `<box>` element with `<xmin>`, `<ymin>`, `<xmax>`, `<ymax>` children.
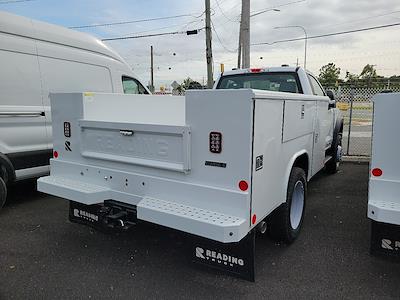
<box><xmin>0</xmin><ymin>177</ymin><xmax>6</xmax><ymax>210</ymax></box>
<box><xmin>268</xmin><ymin>167</ymin><xmax>306</xmax><ymax>244</ymax></box>
<box><xmin>325</xmin><ymin>132</ymin><xmax>343</xmax><ymax>174</ymax></box>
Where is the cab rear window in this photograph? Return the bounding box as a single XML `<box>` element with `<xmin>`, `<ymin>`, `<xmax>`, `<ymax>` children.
<box><xmin>216</xmin><ymin>72</ymin><xmax>302</xmax><ymax>94</ymax></box>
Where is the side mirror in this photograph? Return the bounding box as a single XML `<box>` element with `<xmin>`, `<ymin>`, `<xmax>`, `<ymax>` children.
<box><xmin>326</xmin><ymin>90</ymin><xmax>336</xmax><ymax>109</ymax></box>
<box><xmin>326</xmin><ymin>90</ymin><xmax>335</xmax><ymax>100</ymax></box>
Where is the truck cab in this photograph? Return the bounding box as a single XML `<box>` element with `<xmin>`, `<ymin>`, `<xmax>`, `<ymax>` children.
<box><xmin>214</xmin><ymin>66</ymin><xmax>343</xmax><ymax>173</ymax></box>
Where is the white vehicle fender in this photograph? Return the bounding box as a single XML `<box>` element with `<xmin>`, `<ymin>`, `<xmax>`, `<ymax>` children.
<box><xmin>283</xmin><ymin>150</ymin><xmax>310</xmax><ymax>197</ymax></box>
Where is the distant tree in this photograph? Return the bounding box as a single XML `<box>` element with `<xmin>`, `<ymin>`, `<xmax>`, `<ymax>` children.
<box><xmin>345</xmin><ymin>71</ymin><xmax>359</xmax><ymax>85</ymax></box>
<box><xmin>359</xmin><ymin>64</ymin><xmax>383</xmax><ymax>87</ymax></box>
<box><xmin>188</xmin><ymin>81</ymin><xmax>203</xmax><ymax>90</ymax></box>
<box><xmin>318</xmin><ymin>63</ymin><xmax>340</xmax><ymax>87</ymax></box>
<box><xmin>179</xmin><ymin>77</ymin><xmax>203</xmax><ymax>91</ymax></box>
<box><xmin>359</xmin><ymin>64</ymin><xmax>378</xmax><ymax>80</ymax></box>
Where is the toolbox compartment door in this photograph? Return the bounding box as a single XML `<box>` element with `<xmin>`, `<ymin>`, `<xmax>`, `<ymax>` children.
<box><xmin>282</xmin><ymin>100</ymin><xmax>315</xmax><ymax>143</ymax></box>
<box><xmin>79</xmin><ymin>120</ymin><xmax>191</xmax><ymax>173</ymax></box>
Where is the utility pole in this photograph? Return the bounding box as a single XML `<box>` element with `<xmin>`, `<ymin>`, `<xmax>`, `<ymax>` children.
<box><xmin>240</xmin><ymin>0</ymin><xmax>250</xmax><ymax>68</ymax></box>
<box><xmin>205</xmin><ymin>0</ymin><xmax>213</xmax><ymax>88</ymax></box>
<box><xmin>150</xmin><ymin>45</ymin><xmax>154</xmax><ymax>93</ymax></box>
<box><xmin>237</xmin><ymin>27</ymin><xmax>242</xmax><ymax>68</ymax></box>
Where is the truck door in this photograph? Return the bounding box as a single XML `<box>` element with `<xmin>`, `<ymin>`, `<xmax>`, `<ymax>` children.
<box><xmin>307</xmin><ymin>74</ymin><xmax>330</xmax><ymax>174</ymax></box>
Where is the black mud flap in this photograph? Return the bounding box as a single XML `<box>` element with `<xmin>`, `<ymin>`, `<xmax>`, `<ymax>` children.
<box><xmin>190</xmin><ymin>231</ymin><xmax>256</xmax><ymax>282</ymax></box>
<box><xmin>371</xmin><ymin>220</ymin><xmax>400</xmax><ymax>258</ymax></box>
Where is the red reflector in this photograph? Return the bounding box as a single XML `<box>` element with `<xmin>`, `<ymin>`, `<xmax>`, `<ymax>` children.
<box><xmin>53</xmin><ymin>151</ymin><xmax>58</xmax><ymax>158</ymax></box>
<box><xmin>252</xmin><ymin>214</ymin><xmax>257</xmax><ymax>224</ymax></box>
<box><xmin>239</xmin><ymin>180</ymin><xmax>248</xmax><ymax>191</ymax></box>
<box><xmin>371</xmin><ymin>168</ymin><xmax>382</xmax><ymax>177</ymax></box>
<box><xmin>250</xmin><ymin>68</ymin><xmax>262</xmax><ymax>73</ymax></box>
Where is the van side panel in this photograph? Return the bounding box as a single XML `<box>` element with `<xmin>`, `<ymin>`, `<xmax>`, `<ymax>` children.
<box><xmin>0</xmin><ymin>32</ymin><xmax>48</xmax><ymax>156</ymax></box>
<box><xmin>38</xmin><ymin>57</ymin><xmax>114</xmax><ymax>103</ymax></box>
<box><xmin>36</xmin><ymin>41</ymin><xmax>115</xmax><ymax>148</ymax></box>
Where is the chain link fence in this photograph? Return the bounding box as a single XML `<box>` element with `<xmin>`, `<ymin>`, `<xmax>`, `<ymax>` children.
<box><xmin>332</xmin><ymin>86</ymin><xmax>400</xmax><ymax>157</ymax></box>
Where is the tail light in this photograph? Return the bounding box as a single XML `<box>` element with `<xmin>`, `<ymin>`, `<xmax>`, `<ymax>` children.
<box><xmin>371</xmin><ymin>168</ymin><xmax>382</xmax><ymax>177</ymax></box>
<box><xmin>239</xmin><ymin>180</ymin><xmax>249</xmax><ymax>191</ymax></box>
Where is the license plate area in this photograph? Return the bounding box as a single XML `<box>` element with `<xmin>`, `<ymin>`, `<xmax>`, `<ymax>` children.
<box><xmin>69</xmin><ymin>200</ymin><xmax>138</xmax><ymax>230</ymax></box>
<box><xmin>69</xmin><ymin>201</ymin><xmax>104</xmax><ymax>227</ymax></box>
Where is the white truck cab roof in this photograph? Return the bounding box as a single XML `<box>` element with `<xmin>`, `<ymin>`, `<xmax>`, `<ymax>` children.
<box><xmin>220</xmin><ymin>66</ymin><xmax>300</xmax><ymax>76</ymax></box>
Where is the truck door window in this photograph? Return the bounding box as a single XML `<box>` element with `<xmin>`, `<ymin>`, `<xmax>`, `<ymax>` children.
<box><xmin>307</xmin><ymin>75</ymin><xmax>325</xmax><ymax>96</ymax></box>
<box><xmin>122</xmin><ymin>76</ymin><xmax>148</xmax><ymax>94</ymax></box>
<box><xmin>216</xmin><ymin>73</ymin><xmax>302</xmax><ymax>93</ymax></box>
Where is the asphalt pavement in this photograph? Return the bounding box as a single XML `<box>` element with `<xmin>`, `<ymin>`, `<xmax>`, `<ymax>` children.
<box><xmin>0</xmin><ymin>163</ymin><xmax>399</xmax><ymax>299</ymax></box>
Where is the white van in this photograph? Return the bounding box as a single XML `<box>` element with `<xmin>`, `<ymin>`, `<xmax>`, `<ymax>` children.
<box><xmin>0</xmin><ymin>11</ymin><xmax>149</xmax><ymax>208</ymax></box>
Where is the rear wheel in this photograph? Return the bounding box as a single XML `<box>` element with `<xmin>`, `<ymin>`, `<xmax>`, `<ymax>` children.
<box><xmin>268</xmin><ymin>167</ymin><xmax>306</xmax><ymax>244</ymax></box>
<box><xmin>0</xmin><ymin>177</ymin><xmax>6</xmax><ymax>210</ymax></box>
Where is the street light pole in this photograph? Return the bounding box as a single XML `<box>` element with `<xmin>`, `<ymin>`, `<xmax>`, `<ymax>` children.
<box><xmin>238</xmin><ymin>7</ymin><xmax>280</xmax><ymax>68</ymax></box>
<box><xmin>150</xmin><ymin>45</ymin><xmax>154</xmax><ymax>93</ymax></box>
<box><xmin>274</xmin><ymin>25</ymin><xmax>307</xmax><ymax>69</ymax></box>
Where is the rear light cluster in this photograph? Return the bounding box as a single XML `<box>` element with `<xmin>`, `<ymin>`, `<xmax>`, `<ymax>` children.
<box><xmin>53</xmin><ymin>151</ymin><xmax>58</xmax><ymax>158</ymax></box>
<box><xmin>209</xmin><ymin>132</ymin><xmax>222</xmax><ymax>153</ymax></box>
<box><xmin>250</xmin><ymin>68</ymin><xmax>262</xmax><ymax>73</ymax></box>
<box><xmin>371</xmin><ymin>168</ymin><xmax>382</xmax><ymax>177</ymax></box>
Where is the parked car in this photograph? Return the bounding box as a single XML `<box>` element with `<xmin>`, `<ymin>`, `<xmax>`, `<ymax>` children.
<box><xmin>0</xmin><ymin>11</ymin><xmax>149</xmax><ymax>209</ymax></box>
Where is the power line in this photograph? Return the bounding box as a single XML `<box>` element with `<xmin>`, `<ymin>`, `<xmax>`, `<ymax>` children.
<box><xmin>214</xmin><ymin>0</ymin><xmax>239</xmax><ymax>23</ymax></box>
<box><xmin>101</xmin><ymin>28</ymin><xmax>204</xmax><ymax>41</ymax></box>
<box><xmin>117</xmin><ymin>20</ymin><xmax>201</xmax><ymax>37</ymax></box>
<box><xmin>252</xmin><ymin>22</ymin><xmax>400</xmax><ymax>46</ymax></box>
<box><xmin>0</xmin><ymin>0</ymin><xmax>36</xmax><ymax>4</ymax></box>
<box><xmin>69</xmin><ymin>13</ymin><xmax>201</xmax><ymax>29</ymax></box>
<box><xmin>210</xmin><ymin>19</ymin><xmax>237</xmax><ymax>52</ymax></box>
<box><xmin>318</xmin><ymin>9</ymin><xmax>400</xmax><ymax>29</ymax></box>
<box><xmin>250</xmin><ymin>0</ymin><xmax>306</xmax><ymax>17</ymax></box>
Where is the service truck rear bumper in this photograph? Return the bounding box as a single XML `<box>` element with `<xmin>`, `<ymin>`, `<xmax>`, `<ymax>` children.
<box><xmin>37</xmin><ymin>162</ymin><xmax>249</xmax><ymax>244</ymax></box>
<box><xmin>368</xmin><ymin>178</ymin><xmax>400</xmax><ymax>226</ymax></box>
<box><xmin>368</xmin><ymin>178</ymin><xmax>400</xmax><ymax>258</ymax></box>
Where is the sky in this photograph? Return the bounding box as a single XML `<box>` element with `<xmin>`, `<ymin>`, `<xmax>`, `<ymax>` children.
<box><xmin>1</xmin><ymin>0</ymin><xmax>400</xmax><ymax>89</ymax></box>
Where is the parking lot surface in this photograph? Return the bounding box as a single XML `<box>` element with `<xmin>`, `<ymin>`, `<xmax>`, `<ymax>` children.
<box><xmin>0</xmin><ymin>162</ymin><xmax>399</xmax><ymax>299</ymax></box>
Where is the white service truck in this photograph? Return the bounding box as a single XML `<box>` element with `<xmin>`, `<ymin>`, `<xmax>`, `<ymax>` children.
<box><xmin>38</xmin><ymin>66</ymin><xmax>343</xmax><ymax>281</ymax></box>
<box><xmin>368</xmin><ymin>92</ymin><xmax>400</xmax><ymax>257</ymax></box>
